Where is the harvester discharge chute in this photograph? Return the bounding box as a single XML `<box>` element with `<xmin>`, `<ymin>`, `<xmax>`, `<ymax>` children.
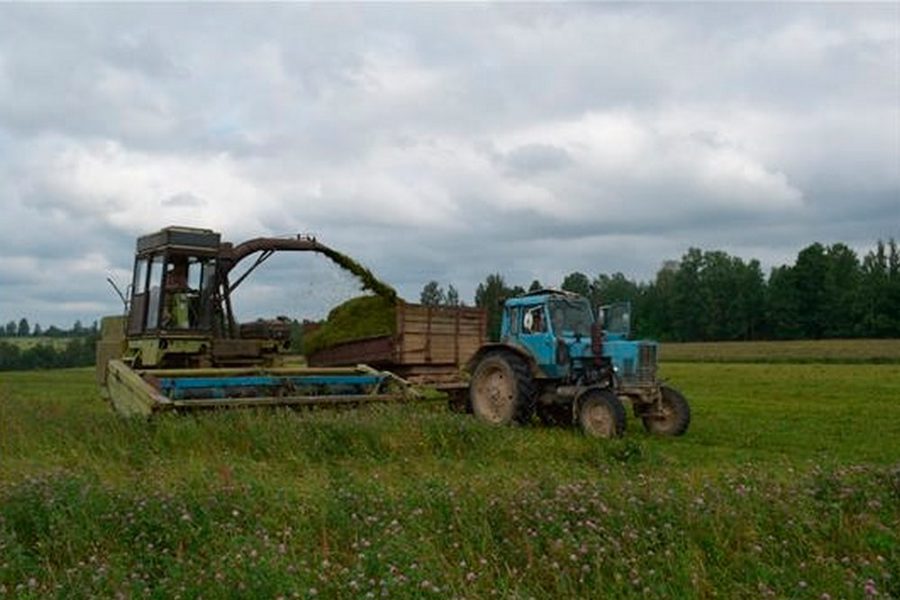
<box><xmin>97</xmin><ymin>226</ymin><xmax>407</xmax><ymax>417</ymax></box>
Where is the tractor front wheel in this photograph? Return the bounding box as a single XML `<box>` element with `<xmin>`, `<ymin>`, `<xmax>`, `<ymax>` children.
<box><xmin>577</xmin><ymin>389</ymin><xmax>626</xmax><ymax>438</ymax></box>
<box><xmin>469</xmin><ymin>353</ymin><xmax>535</xmax><ymax>425</ymax></box>
<box><xmin>641</xmin><ymin>385</ymin><xmax>691</xmax><ymax>436</ymax></box>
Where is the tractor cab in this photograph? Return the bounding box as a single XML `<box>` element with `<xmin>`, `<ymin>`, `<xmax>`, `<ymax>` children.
<box><xmin>122</xmin><ymin>227</ymin><xmax>222</xmax><ymax>367</ymax></box>
<box><xmin>501</xmin><ymin>290</ymin><xmax>599</xmax><ymax>380</ymax></box>
<box><xmin>128</xmin><ymin>227</ymin><xmax>220</xmax><ymax>337</ymax></box>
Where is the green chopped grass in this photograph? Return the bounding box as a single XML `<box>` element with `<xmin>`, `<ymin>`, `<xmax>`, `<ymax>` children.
<box><xmin>303</xmin><ymin>295</ymin><xmax>398</xmax><ymax>356</ymax></box>
<box><xmin>317</xmin><ymin>247</ymin><xmax>397</xmax><ymax>302</ymax></box>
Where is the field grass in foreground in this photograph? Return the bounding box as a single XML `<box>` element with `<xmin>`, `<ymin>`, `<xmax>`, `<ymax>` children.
<box><xmin>661</xmin><ymin>338</ymin><xmax>900</xmax><ymax>363</ymax></box>
<box><xmin>0</xmin><ymin>365</ymin><xmax>898</xmax><ymax>599</ymax></box>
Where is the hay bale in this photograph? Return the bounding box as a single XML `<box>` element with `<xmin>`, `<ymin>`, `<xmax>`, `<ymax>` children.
<box><xmin>303</xmin><ymin>295</ymin><xmax>397</xmax><ymax>356</ymax></box>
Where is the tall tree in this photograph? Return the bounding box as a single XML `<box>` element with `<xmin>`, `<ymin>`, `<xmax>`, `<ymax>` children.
<box><xmin>4</xmin><ymin>321</ymin><xmax>16</xmax><ymax>337</ymax></box>
<box><xmin>528</xmin><ymin>279</ymin><xmax>543</xmax><ymax>293</ymax></box>
<box><xmin>736</xmin><ymin>259</ymin><xmax>766</xmax><ymax>340</ymax></box>
<box><xmin>419</xmin><ymin>281</ymin><xmax>446</xmax><ymax>306</ymax></box>
<box><xmin>638</xmin><ymin>261</ymin><xmax>678</xmax><ymax>340</ymax></box>
<box><xmin>859</xmin><ymin>239</ymin><xmax>900</xmax><ymax>337</ymax></box>
<box><xmin>561</xmin><ymin>272</ymin><xmax>591</xmax><ymax>298</ymax></box>
<box><xmin>793</xmin><ymin>243</ymin><xmax>829</xmax><ymax>339</ymax></box>
<box><xmin>823</xmin><ymin>243</ymin><xmax>861</xmax><ymax>338</ymax></box>
<box><xmin>17</xmin><ymin>318</ymin><xmax>30</xmax><ymax>338</ymax></box>
<box><xmin>592</xmin><ymin>273</ymin><xmax>639</xmax><ymax>306</ymax></box>
<box><xmin>445</xmin><ymin>284</ymin><xmax>460</xmax><ymax>306</ymax></box>
<box><xmin>475</xmin><ymin>274</ymin><xmax>513</xmax><ymax>341</ymax></box>
<box><xmin>670</xmin><ymin>248</ymin><xmax>707</xmax><ymax>341</ymax></box>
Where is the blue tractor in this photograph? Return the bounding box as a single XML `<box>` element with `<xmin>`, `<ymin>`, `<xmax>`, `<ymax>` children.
<box><xmin>465</xmin><ymin>290</ymin><xmax>690</xmax><ymax>438</ymax></box>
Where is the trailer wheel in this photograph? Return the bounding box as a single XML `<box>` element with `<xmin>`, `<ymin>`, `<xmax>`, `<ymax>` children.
<box><xmin>642</xmin><ymin>385</ymin><xmax>691</xmax><ymax>436</ymax></box>
<box><xmin>469</xmin><ymin>352</ymin><xmax>535</xmax><ymax>425</ymax></box>
<box><xmin>577</xmin><ymin>389</ymin><xmax>626</xmax><ymax>438</ymax></box>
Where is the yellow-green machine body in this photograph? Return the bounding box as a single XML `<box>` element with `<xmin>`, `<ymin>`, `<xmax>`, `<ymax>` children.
<box><xmin>97</xmin><ymin>226</ymin><xmax>408</xmax><ymax>416</ymax></box>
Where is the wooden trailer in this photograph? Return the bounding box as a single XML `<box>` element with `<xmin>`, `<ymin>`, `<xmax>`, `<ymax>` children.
<box><xmin>307</xmin><ymin>302</ymin><xmax>487</xmax><ymax>387</ymax></box>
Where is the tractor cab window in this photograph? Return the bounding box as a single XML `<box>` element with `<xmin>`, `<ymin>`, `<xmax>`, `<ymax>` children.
<box><xmin>600</xmin><ymin>302</ymin><xmax>631</xmax><ymax>337</ymax></box>
<box><xmin>522</xmin><ymin>306</ymin><xmax>547</xmax><ymax>334</ymax></box>
<box><xmin>145</xmin><ymin>256</ymin><xmax>166</xmax><ymax>330</ymax></box>
<box><xmin>163</xmin><ymin>257</ymin><xmax>191</xmax><ymax>329</ymax></box>
<box><xmin>128</xmin><ymin>251</ymin><xmax>217</xmax><ymax>334</ymax></box>
<box><xmin>133</xmin><ymin>259</ymin><xmax>149</xmax><ymax>295</ymax></box>
<box><xmin>162</xmin><ymin>256</ymin><xmax>214</xmax><ymax>330</ymax></box>
<box><xmin>127</xmin><ymin>258</ymin><xmax>152</xmax><ymax>335</ymax></box>
<box><xmin>509</xmin><ymin>307</ymin><xmax>520</xmax><ymax>336</ymax></box>
<box><xmin>549</xmin><ymin>297</ymin><xmax>593</xmax><ymax>337</ymax></box>
<box><xmin>200</xmin><ymin>259</ymin><xmax>216</xmax><ymax>293</ymax></box>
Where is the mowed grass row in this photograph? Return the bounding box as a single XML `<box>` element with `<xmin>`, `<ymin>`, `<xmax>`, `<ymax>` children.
<box><xmin>661</xmin><ymin>338</ymin><xmax>900</xmax><ymax>364</ymax></box>
<box><xmin>1</xmin><ymin>364</ymin><xmax>898</xmax><ymax>599</ymax></box>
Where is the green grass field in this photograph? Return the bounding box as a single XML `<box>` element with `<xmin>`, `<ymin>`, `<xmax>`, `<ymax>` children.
<box><xmin>1</xmin><ymin>360</ymin><xmax>898</xmax><ymax>598</ymax></box>
<box><xmin>661</xmin><ymin>338</ymin><xmax>900</xmax><ymax>363</ymax></box>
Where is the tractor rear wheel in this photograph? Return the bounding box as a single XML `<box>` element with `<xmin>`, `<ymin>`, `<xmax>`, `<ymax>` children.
<box><xmin>577</xmin><ymin>389</ymin><xmax>626</xmax><ymax>438</ymax></box>
<box><xmin>469</xmin><ymin>352</ymin><xmax>535</xmax><ymax>425</ymax></box>
<box><xmin>641</xmin><ymin>385</ymin><xmax>691</xmax><ymax>436</ymax></box>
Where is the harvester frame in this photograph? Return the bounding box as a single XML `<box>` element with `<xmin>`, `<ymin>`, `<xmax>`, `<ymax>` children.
<box><xmin>97</xmin><ymin>226</ymin><xmax>410</xmax><ymax>416</ymax></box>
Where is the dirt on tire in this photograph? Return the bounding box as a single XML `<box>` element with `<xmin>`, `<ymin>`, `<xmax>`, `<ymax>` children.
<box><xmin>469</xmin><ymin>352</ymin><xmax>535</xmax><ymax>425</ymax></box>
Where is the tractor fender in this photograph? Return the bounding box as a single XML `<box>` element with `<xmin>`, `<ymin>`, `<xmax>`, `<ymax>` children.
<box><xmin>466</xmin><ymin>342</ymin><xmax>544</xmax><ymax>379</ymax></box>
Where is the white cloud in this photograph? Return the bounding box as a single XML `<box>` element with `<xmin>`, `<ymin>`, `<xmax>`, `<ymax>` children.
<box><xmin>0</xmin><ymin>3</ymin><xmax>896</xmax><ymax>326</ymax></box>
<box><xmin>17</xmin><ymin>138</ymin><xmax>275</xmax><ymax>237</ymax></box>
<box><xmin>493</xmin><ymin>109</ymin><xmax>803</xmax><ymax>219</ymax></box>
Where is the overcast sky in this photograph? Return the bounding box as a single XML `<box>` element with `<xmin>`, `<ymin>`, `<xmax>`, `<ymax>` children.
<box><xmin>0</xmin><ymin>3</ymin><xmax>897</xmax><ymax>328</ymax></box>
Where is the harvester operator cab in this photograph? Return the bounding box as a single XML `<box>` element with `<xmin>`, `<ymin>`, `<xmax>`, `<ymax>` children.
<box><xmin>127</xmin><ymin>227</ymin><xmax>220</xmax><ymax>337</ymax></box>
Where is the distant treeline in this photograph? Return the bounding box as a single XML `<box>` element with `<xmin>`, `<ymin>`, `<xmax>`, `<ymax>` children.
<box><xmin>1</xmin><ymin>319</ymin><xmax>98</xmax><ymax>338</ymax></box>
<box><xmin>3</xmin><ymin>239</ymin><xmax>898</xmax><ymax>370</ymax></box>
<box><xmin>424</xmin><ymin>239</ymin><xmax>899</xmax><ymax>343</ymax></box>
<box><xmin>0</xmin><ymin>321</ymin><xmax>99</xmax><ymax>371</ymax></box>
<box><xmin>0</xmin><ymin>337</ymin><xmax>98</xmax><ymax>371</ymax></box>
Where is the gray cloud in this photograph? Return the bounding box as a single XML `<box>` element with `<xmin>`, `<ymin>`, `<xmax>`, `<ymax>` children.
<box><xmin>498</xmin><ymin>143</ymin><xmax>574</xmax><ymax>178</ymax></box>
<box><xmin>162</xmin><ymin>192</ymin><xmax>206</xmax><ymax>208</ymax></box>
<box><xmin>0</xmin><ymin>3</ymin><xmax>897</xmax><ymax>327</ymax></box>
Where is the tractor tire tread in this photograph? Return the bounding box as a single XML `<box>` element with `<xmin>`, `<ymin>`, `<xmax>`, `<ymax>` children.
<box><xmin>643</xmin><ymin>385</ymin><xmax>691</xmax><ymax>436</ymax></box>
<box><xmin>503</xmin><ymin>351</ymin><xmax>536</xmax><ymax>424</ymax></box>
<box><xmin>578</xmin><ymin>388</ymin><xmax>626</xmax><ymax>438</ymax></box>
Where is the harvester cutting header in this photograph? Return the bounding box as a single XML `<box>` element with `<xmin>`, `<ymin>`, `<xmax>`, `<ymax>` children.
<box><xmin>98</xmin><ymin>225</ymin><xmax>690</xmax><ymax>438</ymax></box>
